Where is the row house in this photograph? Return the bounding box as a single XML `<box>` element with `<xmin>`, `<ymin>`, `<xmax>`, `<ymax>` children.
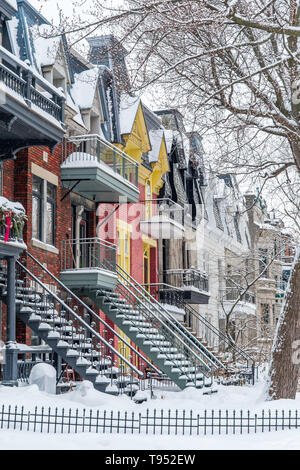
<box><xmin>245</xmin><ymin>192</ymin><xmax>295</xmax><ymax>361</ymax></box>
<box><xmin>0</xmin><ymin>0</ymin><xmax>226</xmax><ymax>392</ymax></box>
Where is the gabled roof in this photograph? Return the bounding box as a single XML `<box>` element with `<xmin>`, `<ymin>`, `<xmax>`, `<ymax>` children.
<box><xmin>148</xmin><ymin>130</ymin><xmax>165</xmax><ymax>163</ymax></box>
<box><xmin>119</xmin><ymin>93</ymin><xmax>141</xmax><ymax>135</ymax></box>
<box><xmin>31</xmin><ymin>24</ymin><xmax>61</xmax><ymax>70</ymax></box>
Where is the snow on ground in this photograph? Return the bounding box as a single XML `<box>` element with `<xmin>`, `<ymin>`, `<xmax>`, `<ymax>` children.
<box><xmin>1</xmin><ymin>428</ymin><xmax>300</xmax><ymax>450</ymax></box>
<box><xmin>1</xmin><ymin>374</ymin><xmax>300</xmax><ymax>449</ymax></box>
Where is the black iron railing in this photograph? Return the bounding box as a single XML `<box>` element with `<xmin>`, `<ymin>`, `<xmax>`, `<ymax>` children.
<box><xmin>163</xmin><ymin>269</ymin><xmax>209</xmax><ymax>293</ymax></box>
<box><xmin>0</xmin><ymin>45</ymin><xmax>64</xmax><ymax>123</ymax></box>
<box><xmin>224</xmin><ymin>288</ymin><xmax>255</xmax><ymax>304</ymax></box>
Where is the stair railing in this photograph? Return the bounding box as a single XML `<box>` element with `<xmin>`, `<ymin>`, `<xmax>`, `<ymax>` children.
<box><xmin>99</xmin><ymin>283</ymin><xmax>212</xmax><ymax>386</ymax></box>
<box><xmin>98</xmin><ymin>263</ymin><xmax>224</xmax><ymax>385</ymax></box>
<box><xmin>184</xmin><ymin>303</ymin><xmax>255</xmax><ymax>367</ymax></box>
<box><xmin>115</xmin><ymin>263</ymin><xmax>225</xmax><ymax>371</ymax></box>
<box><xmin>25</xmin><ymin>251</ymin><xmax>161</xmax><ymax>377</ymax></box>
<box><xmin>16</xmin><ymin>260</ymin><xmax>143</xmax><ymax>378</ymax></box>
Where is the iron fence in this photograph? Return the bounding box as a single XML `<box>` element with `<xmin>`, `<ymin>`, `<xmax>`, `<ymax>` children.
<box><xmin>0</xmin><ymin>405</ymin><xmax>299</xmax><ymax>435</ymax></box>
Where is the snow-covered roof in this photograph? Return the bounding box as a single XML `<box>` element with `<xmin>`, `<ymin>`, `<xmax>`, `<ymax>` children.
<box><xmin>70</xmin><ymin>68</ymin><xmax>99</xmax><ymax>110</ymax></box>
<box><xmin>148</xmin><ymin>130</ymin><xmax>164</xmax><ymax>163</ymax></box>
<box><xmin>6</xmin><ymin>0</ymin><xmax>17</xmax><ymax>10</ymax></box>
<box><xmin>119</xmin><ymin>93</ymin><xmax>141</xmax><ymax>135</ymax></box>
<box><xmin>31</xmin><ymin>24</ymin><xmax>61</xmax><ymax>70</ymax></box>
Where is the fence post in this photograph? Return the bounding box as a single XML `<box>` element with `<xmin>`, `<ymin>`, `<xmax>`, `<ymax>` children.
<box><xmin>0</xmin><ymin>404</ymin><xmax>4</xmax><ymax>429</ymax></box>
<box><xmin>117</xmin><ymin>410</ymin><xmax>120</xmax><ymax>434</ymax></box>
<box><xmin>20</xmin><ymin>406</ymin><xmax>24</xmax><ymax>432</ymax></box>
<box><xmin>146</xmin><ymin>409</ymin><xmax>149</xmax><ymax>435</ymax></box>
<box><xmin>47</xmin><ymin>407</ymin><xmax>51</xmax><ymax>434</ymax></box>
<box><xmin>33</xmin><ymin>406</ymin><xmax>37</xmax><ymax>433</ymax></box>
<box><xmin>61</xmin><ymin>407</ymin><xmax>65</xmax><ymax>434</ymax></box>
<box><xmin>41</xmin><ymin>407</ymin><xmax>44</xmax><ymax>433</ymax></box>
<box><xmin>13</xmin><ymin>405</ymin><xmax>17</xmax><ymax>430</ymax></box>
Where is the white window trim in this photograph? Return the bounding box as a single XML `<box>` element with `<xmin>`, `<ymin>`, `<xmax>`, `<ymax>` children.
<box><xmin>32</xmin><ymin>167</ymin><xmax>57</xmax><ymax>249</ymax></box>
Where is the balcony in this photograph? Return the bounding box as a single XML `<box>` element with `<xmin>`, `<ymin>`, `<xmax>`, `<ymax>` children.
<box><xmin>160</xmin><ymin>269</ymin><xmax>210</xmax><ymax>304</ymax></box>
<box><xmin>61</xmin><ymin>134</ymin><xmax>139</xmax><ymax>203</ymax></box>
<box><xmin>0</xmin><ymin>45</ymin><xmax>65</xmax><ymax>160</ymax></box>
<box><xmin>60</xmin><ymin>237</ymin><xmax>118</xmax><ymax>291</ymax></box>
<box><xmin>222</xmin><ymin>288</ymin><xmax>256</xmax><ymax>318</ymax></box>
<box><xmin>146</xmin><ymin>283</ymin><xmax>186</xmax><ymax>321</ymax></box>
<box><xmin>140</xmin><ymin>198</ymin><xmax>185</xmax><ymax>239</ymax></box>
<box><xmin>0</xmin><ymin>196</ymin><xmax>26</xmax><ymax>257</ymax></box>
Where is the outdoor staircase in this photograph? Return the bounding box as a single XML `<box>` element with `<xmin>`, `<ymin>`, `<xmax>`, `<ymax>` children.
<box><xmin>182</xmin><ymin>303</ymin><xmax>256</xmax><ymax>384</ymax></box>
<box><xmin>0</xmin><ymin>261</ymin><xmax>152</xmax><ymax>395</ymax></box>
<box><xmin>82</xmin><ymin>264</ymin><xmax>227</xmax><ymax>390</ymax></box>
<box><xmin>0</xmin><ymin>253</ymin><xmax>241</xmax><ymax>393</ymax></box>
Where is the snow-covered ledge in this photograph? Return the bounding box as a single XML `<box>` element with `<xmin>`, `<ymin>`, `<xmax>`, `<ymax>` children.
<box><xmin>0</xmin><ymin>196</ymin><xmax>27</xmax><ymax>249</ymax></box>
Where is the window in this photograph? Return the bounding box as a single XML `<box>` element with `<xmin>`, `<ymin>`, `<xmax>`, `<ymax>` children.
<box><xmin>32</xmin><ymin>176</ymin><xmax>56</xmax><ymax>246</ymax></box>
<box><xmin>261</xmin><ymin>304</ymin><xmax>270</xmax><ymax>325</ymax></box>
<box><xmin>32</xmin><ymin>176</ymin><xmax>43</xmax><ymax>240</ymax></box>
<box><xmin>234</xmin><ymin>213</ymin><xmax>242</xmax><ymax>243</ymax></box>
<box><xmin>145</xmin><ymin>180</ymin><xmax>152</xmax><ymax>218</ymax></box>
<box><xmin>259</xmin><ymin>248</ymin><xmax>268</xmax><ymax>278</ymax></box>
<box><xmin>213</xmin><ymin>200</ymin><xmax>224</xmax><ymax>231</ymax></box>
<box><xmin>46</xmin><ymin>183</ymin><xmax>56</xmax><ymax>245</ymax></box>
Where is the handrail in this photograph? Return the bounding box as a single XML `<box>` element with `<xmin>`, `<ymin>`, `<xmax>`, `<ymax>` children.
<box><xmin>0</xmin><ymin>45</ymin><xmax>64</xmax><ymax>122</ymax></box>
<box><xmin>110</xmin><ymin>278</ymin><xmax>212</xmax><ymax>374</ymax></box>
<box><xmin>65</xmin><ymin>134</ymin><xmax>138</xmax><ymax>167</ymax></box>
<box><xmin>16</xmin><ymin>259</ymin><xmax>143</xmax><ymax>377</ymax></box>
<box><xmin>184</xmin><ymin>303</ymin><xmax>255</xmax><ymax>365</ymax></box>
<box><xmin>25</xmin><ymin>251</ymin><xmax>161</xmax><ymax>376</ymax></box>
<box><xmin>115</xmin><ymin>262</ymin><xmax>225</xmax><ymax>371</ymax></box>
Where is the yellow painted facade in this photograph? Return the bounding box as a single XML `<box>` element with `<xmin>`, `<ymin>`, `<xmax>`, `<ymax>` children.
<box><xmin>113</xmin><ymin>100</ymin><xmax>170</xmax><ymax>365</ymax></box>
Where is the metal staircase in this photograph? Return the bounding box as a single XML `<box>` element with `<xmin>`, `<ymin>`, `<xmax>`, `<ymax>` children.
<box><xmin>0</xmin><ymin>257</ymin><xmax>160</xmax><ymax>395</ymax></box>
<box><xmin>84</xmin><ymin>263</ymin><xmax>227</xmax><ymax>390</ymax></box>
<box><xmin>183</xmin><ymin>303</ymin><xmax>256</xmax><ymax>384</ymax></box>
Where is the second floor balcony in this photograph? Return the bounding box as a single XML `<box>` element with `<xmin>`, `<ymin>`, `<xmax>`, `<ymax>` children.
<box><xmin>60</xmin><ymin>237</ymin><xmax>118</xmax><ymax>291</ymax></box>
<box><xmin>0</xmin><ymin>45</ymin><xmax>65</xmax><ymax>160</ymax></box>
<box><xmin>61</xmin><ymin>134</ymin><xmax>139</xmax><ymax>203</ymax></box>
<box><xmin>157</xmin><ymin>268</ymin><xmax>210</xmax><ymax>305</ymax></box>
<box><xmin>140</xmin><ymin>198</ymin><xmax>185</xmax><ymax>240</ymax></box>
<box><xmin>221</xmin><ymin>288</ymin><xmax>256</xmax><ymax>317</ymax></box>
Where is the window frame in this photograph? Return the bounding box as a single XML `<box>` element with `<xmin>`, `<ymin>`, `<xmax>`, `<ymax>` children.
<box><xmin>32</xmin><ymin>176</ymin><xmax>57</xmax><ymax>247</ymax></box>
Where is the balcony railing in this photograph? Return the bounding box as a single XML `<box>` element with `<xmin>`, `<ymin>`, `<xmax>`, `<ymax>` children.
<box><xmin>144</xmin><ymin>283</ymin><xmax>185</xmax><ymax>307</ymax></box>
<box><xmin>223</xmin><ymin>288</ymin><xmax>255</xmax><ymax>304</ymax></box>
<box><xmin>0</xmin><ymin>45</ymin><xmax>64</xmax><ymax>123</ymax></box>
<box><xmin>61</xmin><ymin>237</ymin><xmax>117</xmax><ymax>273</ymax></box>
<box><xmin>62</xmin><ymin>134</ymin><xmax>139</xmax><ymax>188</ymax></box>
<box><xmin>163</xmin><ymin>269</ymin><xmax>209</xmax><ymax>293</ymax></box>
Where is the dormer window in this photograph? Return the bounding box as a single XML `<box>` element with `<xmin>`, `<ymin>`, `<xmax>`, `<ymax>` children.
<box><xmin>53</xmin><ymin>66</ymin><xmax>66</xmax><ymax>92</ymax></box>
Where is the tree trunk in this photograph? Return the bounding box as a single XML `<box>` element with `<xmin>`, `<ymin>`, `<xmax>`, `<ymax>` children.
<box><xmin>267</xmin><ymin>249</ymin><xmax>300</xmax><ymax>400</ymax></box>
